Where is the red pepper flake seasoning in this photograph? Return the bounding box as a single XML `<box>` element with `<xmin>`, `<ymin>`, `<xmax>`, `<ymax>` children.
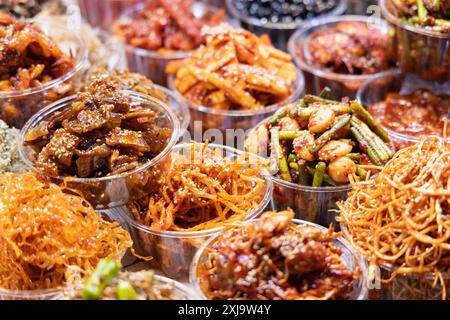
<box><xmin>197</xmin><ymin>210</ymin><xmax>361</xmax><ymax>300</ymax></box>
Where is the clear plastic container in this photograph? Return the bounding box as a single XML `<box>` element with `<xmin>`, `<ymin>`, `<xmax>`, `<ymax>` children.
<box><xmin>340</xmin><ymin>223</ymin><xmax>450</xmax><ymax>300</ymax></box>
<box><xmin>271</xmin><ymin>179</ymin><xmax>352</xmax><ymax>229</ymax></box>
<box><xmin>287</xmin><ymin>15</ymin><xmax>395</xmax><ymax>100</ymax></box>
<box><xmin>380</xmin><ymin>0</ymin><xmax>450</xmax><ymax>82</ymax></box>
<box><xmin>0</xmin><ymin>21</ymin><xmax>87</xmax><ymax>129</ymax></box>
<box><xmin>190</xmin><ymin>218</ymin><xmax>368</xmax><ymax>300</ymax></box>
<box><xmin>169</xmin><ymin>69</ymin><xmax>304</xmax><ymax>137</ymax></box>
<box><xmin>0</xmin><ymin>287</ymin><xmax>64</xmax><ymax>300</ymax></box>
<box><xmin>120</xmin><ymin>143</ymin><xmax>273</xmax><ymax>281</ymax></box>
<box><xmin>245</xmin><ymin>116</ymin><xmax>352</xmax><ymax>229</ymax></box>
<box><xmin>19</xmin><ymin>90</ymin><xmax>180</xmax><ymax>210</ymax></box>
<box><xmin>226</xmin><ymin>0</ymin><xmax>348</xmax><ymax>51</ymax></box>
<box><xmin>115</xmin><ymin>2</ymin><xmax>223</xmax><ymax>86</ymax></box>
<box><xmin>76</xmin><ymin>0</ymin><xmax>140</xmax><ymax>32</ymax></box>
<box><xmin>356</xmin><ymin>69</ymin><xmax>449</xmax><ymax>150</ymax></box>
<box><xmin>154</xmin><ymin>85</ymin><xmax>190</xmax><ymax>140</ymax></box>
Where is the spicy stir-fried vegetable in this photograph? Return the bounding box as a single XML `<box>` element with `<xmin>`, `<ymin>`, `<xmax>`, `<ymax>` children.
<box><xmin>246</xmin><ymin>89</ymin><xmax>394</xmax><ymax>186</ymax></box>
<box><xmin>68</xmin><ymin>259</ymin><xmax>183</xmax><ymax>300</ymax></box>
<box><xmin>196</xmin><ymin>210</ymin><xmax>361</xmax><ymax>300</ymax></box>
<box><xmin>24</xmin><ymin>76</ymin><xmax>172</xmax><ymax>178</ymax></box>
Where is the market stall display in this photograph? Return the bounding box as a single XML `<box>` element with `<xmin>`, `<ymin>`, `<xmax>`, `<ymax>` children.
<box><xmin>66</xmin><ymin>259</ymin><xmax>195</xmax><ymax>300</ymax></box>
<box><xmin>245</xmin><ymin>91</ymin><xmax>393</xmax><ymax>226</ymax></box>
<box><xmin>167</xmin><ymin>23</ymin><xmax>302</xmax><ymax>133</ymax></box>
<box><xmin>113</xmin><ymin>0</ymin><xmax>225</xmax><ymax>85</ymax></box>
<box><xmin>123</xmin><ymin>142</ymin><xmax>272</xmax><ymax>280</ymax></box>
<box><xmin>191</xmin><ymin>210</ymin><xmax>367</xmax><ymax>300</ymax></box>
<box><xmin>20</xmin><ymin>76</ymin><xmax>179</xmax><ymax>209</ymax></box>
<box><xmin>287</xmin><ymin>15</ymin><xmax>395</xmax><ymax>100</ymax></box>
<box><xmin>0</xmin><ymin>13</ymin><xmax>86</xmax><ymax>128</ymax></box>
<box><xmin>0</xmin><ymin>172</ymin><xmax>132</xmax><ymax>299</ymax></box>
<box><xmin>0</xmin><ymin>0</ymin><xmax>448</xmax><ymax>302</ymax></box>
<box><xmin>338</xmin><ymin>136</ymin><xmax>450</xmax><ymax>300</ymax></box>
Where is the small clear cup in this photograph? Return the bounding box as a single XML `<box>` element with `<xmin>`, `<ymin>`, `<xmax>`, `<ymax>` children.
<box><xmin>19</xmin><ymin>90</ymin><xmax>180</xmax><ymax>210</ymax></box>
<box><xmin>168</xmin><ymin>69</ymin><xmax>304</xmax><ymax>137</ymax></box>
<box><xmin>0</xmin><ymin>20</ymin><xmax>87</xmax><ymax>128</ymax></box>
<box><xmin>115</xmin><ymin>1</ymin><xmax>224</xmax><ymax>86</ymax></box>
<box><xmin>191</xmin><ymin>218</ymin><xmax>368</xmax><ymax>300</ymax></box>
<box><xmin>287</xmin><ymin>15</ymin><xmax>396</xmax><ymax>100</ymax></box>
<box><xmin>226</xmin><ymin>0</ymin><xmax>348</xmax><ymax>51</ymax></box>
<box><xmin>120</xmin><ymin>142</ymin><xmax>273</xmax><ymax>281</ymax></box>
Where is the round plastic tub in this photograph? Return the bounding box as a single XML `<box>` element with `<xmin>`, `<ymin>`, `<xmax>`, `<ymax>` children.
<box><xmin>356</xmin><ymin>69</ymin><xmax>449</xmax><ymax>150</ymax></box>
<box><xmin>115</xmin><ymin>2</ymin><xmax>223</xmax><ymax>86</ymax></box>
<box><xmin>76</xmin><ymin>0</ymin><xmax>140</xmax><ymax>32</ymax></box>
<box><xmin>190</xmin><ymin>218</ymin><xmax>368</xmax><ymax>300</ymax></box>
<box><xmin>19</xmin><ymin>90</ymin><xmax>180</xmax><ymax>210</ymax></box>
<box><xmin>287</xmin><ymin>15</ymin><xmax>396</xmax><ymax>100</ymax></box>
<box><xmin>121</xmin><ymin>142</ymin><xmax>273</xmax><ymax>281</ymax></box>
<box><xmin>340</xmin><ymin>223</ymin><xmax>450</xmax><ymax>300</ymax></box>
<box><xmin>226</xmin><ymin>0</ymin><xmax>347</xmax><ymax>51</ymax></box>
<box><xmin>169</xmin><ymin>69</ymin><xmax>304</xmax><ymax>138</ymax></box>
<box><xmin>0</xmin><ymin>21</ymin><xmax>87</xmax><ymax>129</ymax></box>
<box><xmin>380</xmin><ymin>0</ymin><xmax>450</xmax><ymax>82</ymax></box>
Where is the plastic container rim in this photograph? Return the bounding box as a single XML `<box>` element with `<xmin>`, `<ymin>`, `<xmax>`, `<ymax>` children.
<box><xmin>190</xmin><ymin>217</ymin><xmax>369</xmax><ymax>300</ymax></box>
<box><xmin>122</xmin><ymin>142</ymin><xmax>274</xmax><ymax>238</ymax></box>
<box><xmin>19</xmin><ymin>90</ymin><xmax>180</xmax><ymax>183</ymax></box>
<box><xmin>168</xmin><ymin>68</ymin><xmax>304</xmax><ymax>117</ymax></box>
